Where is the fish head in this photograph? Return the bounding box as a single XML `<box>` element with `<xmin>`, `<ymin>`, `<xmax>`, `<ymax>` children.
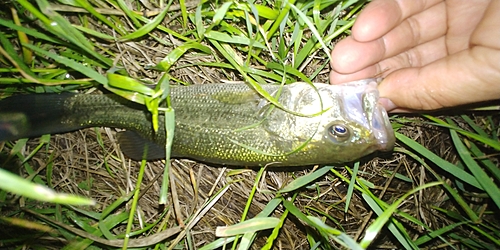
<box><xmin>281</xmin><ymin>79</ymin><xmax>395</xmax><ymax>164</ymax></box>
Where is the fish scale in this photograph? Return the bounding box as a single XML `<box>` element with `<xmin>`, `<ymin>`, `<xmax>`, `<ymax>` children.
<box><xmin>0</xmin><ymin>80</ymin><xmax>395</xmax><ymax>166</ymax></box>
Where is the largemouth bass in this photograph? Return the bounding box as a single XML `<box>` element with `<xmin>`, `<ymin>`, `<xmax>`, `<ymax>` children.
<box><xmin>0</xmin><ymin>79</ymin><xmax>394</xmax><ymax>166</ymax></box>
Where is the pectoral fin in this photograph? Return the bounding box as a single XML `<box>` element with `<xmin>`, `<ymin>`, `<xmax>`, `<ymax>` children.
<box><xmin>117</xmin><ymin>131</ymin><xmax>166</xmax><ymax>160</ymax></box>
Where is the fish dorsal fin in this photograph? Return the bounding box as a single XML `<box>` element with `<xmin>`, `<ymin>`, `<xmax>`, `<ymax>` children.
<box><xmin>117</xmin><ymin>131</ymin><xmax>166</xmax><ymax>160</ymax></box>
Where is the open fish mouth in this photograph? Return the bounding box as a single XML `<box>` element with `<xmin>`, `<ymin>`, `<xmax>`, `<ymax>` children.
<box><xmin>370</xmin><ymin>100</ymin><xmax>395</xmax><ymax>151</ymax></box>
<box><xmin>363</xmin><ymin>79</ymin><xmax>395</xmax><ymax>151</ymax></box>
<box><xmin>341</xmin><ymin>78</ymin><xmax>395</xmax><ymax>152</ymax></box>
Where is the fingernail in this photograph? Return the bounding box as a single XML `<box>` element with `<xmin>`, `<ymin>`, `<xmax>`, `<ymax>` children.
<box><xmin>379</xmin><ymin>98</ymin><xmax>397</xmax><ymax>111</ymax></box>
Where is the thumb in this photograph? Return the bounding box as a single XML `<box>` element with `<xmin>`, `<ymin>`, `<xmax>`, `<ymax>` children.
<box><xmin>378</xmin><ymin>46</ymin><xmax>500</xmax><ymax>111</ymax></box>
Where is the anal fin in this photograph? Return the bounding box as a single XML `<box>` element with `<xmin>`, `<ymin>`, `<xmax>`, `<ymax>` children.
<box><xmin>117</xmin><ymin>131</ymin><xmax>166</xmax><ymax>160</ymax></box>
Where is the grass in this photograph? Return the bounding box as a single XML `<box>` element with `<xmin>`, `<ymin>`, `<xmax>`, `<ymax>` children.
<box><xmin>0</xmin><ymin>0</ymin><xmax>499</xmax><ymax>249</ymax></box>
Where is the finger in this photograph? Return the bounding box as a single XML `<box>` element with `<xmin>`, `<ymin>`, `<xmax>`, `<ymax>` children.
<box><xmin>470</xmin><ymin>0</ymin><xmax>500</xmax><ymax>50</ymax></box>
<box><xmin>331</xmin><ymin>2</ymin><xmax>447</xmax><ymax>74</ymax></box>
<box><xmin>378</xmin><ymin>47</ymin><xmax>500</xmax><ymax>111</ymax></box>
<box><xmin>329</xmin><ymin>65</ymin><xmax>380</xmax><ymax>84</ymax></box>
<box><xmin>352</xmin><ymin>0</ymin><xmax>442</xmax><ymax>42</ymax></box>
<box><xmin>331</xmin><ymin>36</ymin><xmax>448</xmax><ymax>84</ymax></box>
<box><xmin>376</xmin><ymin>37</ymin><xmax>448</xmax><ymax>75</ymax></box>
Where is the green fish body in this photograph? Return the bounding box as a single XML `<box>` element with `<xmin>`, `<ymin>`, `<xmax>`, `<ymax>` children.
<box><xmin>0</xmin><ymin>79</ymin><xmax>394</xmax><ymax>166</ymax></box>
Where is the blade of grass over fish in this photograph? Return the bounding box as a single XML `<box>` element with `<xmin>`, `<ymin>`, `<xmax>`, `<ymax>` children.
<box><xmin>0</xmin><ymin>168</ymin><xmax>95</xmax><ymax>205</ymax></box>
<box><xmin>107</xmin><ymin>73</ymin><xmax>156</xmax><ymax>96</ymax></box>
<box><xmin>278</xmin><ymin>166</ymin><xmax>332</xmax><ymax>193</ymax></box>
<box><xmin>396</xmin><ymin>132</ymin><xmax>482</xmax><ymax>190</ymax></box>
<box><xmin>228</xmin><ymin>125</ymin><xmax>318</xmax><ymax>158</ymax></box>
<box><xmin>159</xmin><ymin>108</ymin><xmax>175</xmax><ymax>204</ymax></box>
<box><xmin>118</xmin><ymin>1</ymin><xmax>171</xmax><ymax>42</ymax></box>
<box><xmin>22</xmin><ymin>43</ymin><xmax>108</xmax><ymax>85</ymax></box>
<box><xmin>448</xmin><ymin>126</ymin><xmax>500</xmax><ymax>210</ymax></box>
<box><xmin>211</xmin><ymin>40</ymin><xmax>329</xmax><ymax>118</ymax></box>
<box><xmin>180</xmin><ymin>62</ymin><xmax>288</xmax><ymax>82</ymax></box>
<box><xmin>154</xmin><ymin>75</ymin><xmax>174</xmax><ymax>204</ymax></box>
<box><xmin>156</xmin><ymin>42</ymin><xmax>212</xmax><ymax>71</ymax></box>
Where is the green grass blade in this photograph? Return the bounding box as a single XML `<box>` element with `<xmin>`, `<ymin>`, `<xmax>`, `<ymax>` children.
<box><xmin>396</xmin><ymin>132</ymin><xmax>482</xmax><ymax>190</ymax></box>
<box><xmin>0</xmin><ymin>168</ymin><xmax>95</xmax><ymax>205</ymax></box>
<box><xmin>278</xmin><ymin>166</ymin><xmax>332</xmax><ymax>193</ymax></box>
<box><xmin>449</xmin><ymin>129</ymin><xmax>500</xmax><ymax>210</ymax></box>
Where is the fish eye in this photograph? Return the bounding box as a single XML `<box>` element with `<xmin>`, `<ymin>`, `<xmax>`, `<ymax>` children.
<box><xmin>327</xmin><ymin>124</ymin><xmax>351</xmax><ymax>142</ymax></box>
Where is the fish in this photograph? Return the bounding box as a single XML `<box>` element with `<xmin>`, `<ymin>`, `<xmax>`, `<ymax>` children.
<box><xmin>0</xmin><ymin>79</ymin><xmax>394</xmax><ymax>166</ymax></box>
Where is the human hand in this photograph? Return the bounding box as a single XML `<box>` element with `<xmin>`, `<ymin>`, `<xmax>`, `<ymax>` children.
<box><xmin>330</xmin><ymin>0</ymin><xmax>500</xmax><ymax>112</ymax></box>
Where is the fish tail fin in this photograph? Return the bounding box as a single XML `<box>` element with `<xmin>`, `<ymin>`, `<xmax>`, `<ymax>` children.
<box><xmin>0</xmin><ymin>93</ymin><xmax>81</xmax><ymax>141</ymax></box>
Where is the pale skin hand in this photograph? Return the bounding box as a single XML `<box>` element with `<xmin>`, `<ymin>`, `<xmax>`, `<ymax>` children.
<box><xmin>330</xmin><ymin>0</ymin><xmax>500</xmax><ymax>112</ymax></box>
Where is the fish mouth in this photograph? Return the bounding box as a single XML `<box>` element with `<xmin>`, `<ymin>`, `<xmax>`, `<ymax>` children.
<box><xmin>370</xmin><ymin>103</ymin><xmax>395</xmax><ymax>151</ymax></box>
<box><xmin>361</xmin><ymin>80</ymin><xmax>395</xmax><ymax>151</ymax></box>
